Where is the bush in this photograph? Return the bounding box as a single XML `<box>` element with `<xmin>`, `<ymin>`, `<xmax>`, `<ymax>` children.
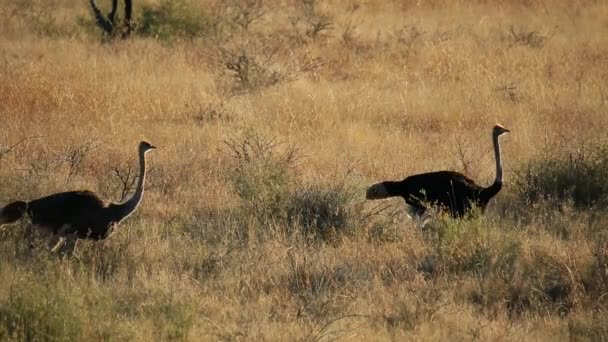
<box><xmin>137</xmin><ymin>0</ymin><xmax>212</xmax><ymax>40</ymax></box>
<box><xmin>225</xmin><ymin>131</ymin><xmax>357</xmax><ymax>241</ymax></box>
<box><xmin>0</xmin><ymin>281</ymin><xmax>84</xmax><ymax>341</ymax></box>
<box><xmin>514</xmin><ymin>143</ymin><xmax>608</xmax><ymax>208</ymax></box>
<box><xmin>225</xmin><ymin>131</ymin><xmax>297</xmax><ymax>225</ymax></box>
<box><xmin>220</xmin><ymin>47</ymin><xmax>291</xmax><ymax>94</ymax></box>
<box><xmin>286</xmin><ymin>183</ymin><xmax>357</xmax><ymax>240</ymax></box>
<box><xmin>77</xmin><ymin>0</ymin><xmax>212</xmax><ymax>40</ymax></box>
<box><xmin>424</xmin><ymin>217</ymin><xmax>492</xmax><ymax>276</ymax></box>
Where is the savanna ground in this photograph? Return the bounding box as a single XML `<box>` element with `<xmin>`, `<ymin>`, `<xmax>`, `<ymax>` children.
<box><xmin>1</xmin><ymin>0</ymin><xmax>608</xmax><ymax>340</ymax></box>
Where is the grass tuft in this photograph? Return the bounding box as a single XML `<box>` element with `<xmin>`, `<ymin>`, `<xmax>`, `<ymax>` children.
<box><xmin>2</xmin><ymin>0</ymin><xmax>608</xmax><ymax>339</ymax></box>
<box><xmin>0</xmin><ymin>277</ymin><xmax>83</xmax><ymax>341</ymax></box>
<box><xmin>514</xmin><ymin>142</ymin><xmax>608</xmax><ymax>208</ymax></box>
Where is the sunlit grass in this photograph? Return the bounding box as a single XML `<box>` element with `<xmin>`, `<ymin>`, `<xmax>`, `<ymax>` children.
<box><xmin>1</xmin><ymin>0</ymin><xmax>607</xmax><ymax>340</ymax></box>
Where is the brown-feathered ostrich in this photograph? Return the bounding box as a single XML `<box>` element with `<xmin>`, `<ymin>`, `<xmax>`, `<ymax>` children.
<box><xmin>366</xmin><ymin>125</ymin><xmax>510</xmax><ymax>219</ymax></box>
<box><xmin>0</xmin><ymin>141</ymin><xmax>156</xmax><ymax>255</ymax></box>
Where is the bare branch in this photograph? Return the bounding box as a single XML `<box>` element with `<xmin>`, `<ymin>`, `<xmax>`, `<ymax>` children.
<box><xmin>112</xmin><ymin>164</ymin><xmax>137</xmax><ymax>201</ymax></box>
<box><xmin>89</xmin><ymin>0</ymin><xmax>113</xmax><ymax>35</ymax></box>
<box><xmin>0</xmin><ymin>135</ymin><xmax>43</xmax><ymax>161</ymax></box>
<box><xmin>123</xmin><ymin>0</ymin><xmax>132</xmax><ymax>38</ymax></box>
<box><xmin>108</xmin><ymin>0</ymin><xmax>118</xmax><ymax>26</ymax></box>
<box><xmin>88</xmin><ymin>0</ymin><xmax>132</xmax><ymax>38</ymax></box>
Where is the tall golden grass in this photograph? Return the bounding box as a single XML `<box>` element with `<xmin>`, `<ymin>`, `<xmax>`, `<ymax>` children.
<box><xmin>1</xmin><ymin>0</ymin><xmax>608</xmax><ymax>340</ymax></box>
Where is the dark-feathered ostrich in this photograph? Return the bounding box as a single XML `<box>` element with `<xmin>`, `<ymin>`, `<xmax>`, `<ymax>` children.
<box><xmin>366</xmin><ymin>125</ymin><xmax>510</xmax><ymax>219</ymax></box>
<box><xmin>0</xmin><ymin>141</ymin><xmax>156</xmax><ymax>255</ymax></box>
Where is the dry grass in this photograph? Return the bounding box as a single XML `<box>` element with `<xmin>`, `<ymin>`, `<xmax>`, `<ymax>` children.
<box><xmin>1</xmin><ymin>0</ymin><xmax>608</xmax><ymax>340</ymax></box>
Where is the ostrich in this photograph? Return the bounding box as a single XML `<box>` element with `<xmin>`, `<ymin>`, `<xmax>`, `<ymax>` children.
<box><xmin>366</xmin><ymin>125</ymin><xmax>510</xmax><ymax>219</ymax></box>
<box><xmin>0</xmin><ymin>141</ymin><xmax>156</xmax><ymax>255</ymax></box>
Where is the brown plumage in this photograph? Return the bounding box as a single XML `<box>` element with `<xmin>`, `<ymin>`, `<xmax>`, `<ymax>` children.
<box><xmin>0</xmin><ymin>141</ymin><xmax>156</xmax><ymax>255</ymax></box>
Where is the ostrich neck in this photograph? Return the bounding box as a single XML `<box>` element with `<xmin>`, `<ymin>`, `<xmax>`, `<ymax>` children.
<box><xmin>493</xmin><ymin>133</ymin><xmax>502</xmax><ymax>184</ymax></box>
<box><xmin>116</xmin><ymin>149</ymin><xmax>147</xmax><ymax>222</ymax></box>
<box><xmin>477</xmin><ymin>132</ymin><xmax>504</xmax><ymax>204</ymax></box>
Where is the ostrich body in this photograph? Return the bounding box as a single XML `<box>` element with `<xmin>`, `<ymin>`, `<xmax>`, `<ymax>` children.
<box><xmin>366</xmin><ymin>125</ymin><xmax>509</xmax><ymax>218</ymax></box>
<box><xmin>0</xmin><ymin>141</ymin><xmax>155</xmax><ymax>254</ymax></box>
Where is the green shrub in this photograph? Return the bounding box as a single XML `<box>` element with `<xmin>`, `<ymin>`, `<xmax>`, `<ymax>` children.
<box><xmin>514</xmin><ymin>144</ymin><xmax>608</xmax><ymax>208</ymax></box>
<box><xmin>286</xmin><ymin>183</ymin><xmax>357</xmax><ymax>240</ymax></box>
<box><xmin>225</xmin><ymin>131</ymin><xmax>297</xmax><ymax>226</ymax></box>
<box><xmin>232</xmin><ymin>155</ymin><xmax>291</xmax><ymax>220</ymax></box>
<box><xmin>137</xmin><ymin>0</ymin><xmax>212</xmax><ymax>40</ymax></box>
<box><xmin>0</xmin><ymin>281</ymin><xmax>84</xmax><ymax>341</ymax></box>
<box><xmin>220</xmin><ymin>48</ymin><xmax>291</xmax><ymax>94</ymax></box>
<box><xmin>462</xmin><ymin>238</ymin><xmax>581</xmax><ymax>317</ymax></box>
<box><xmin>225</xmin><ymin>131</ymin><xmax>357</xmax><ymax>241</ymax></box>
<box><xmin>424</xmin><ymin>217</ymin><xmax>492</xmax><ymax>275</ymax></box>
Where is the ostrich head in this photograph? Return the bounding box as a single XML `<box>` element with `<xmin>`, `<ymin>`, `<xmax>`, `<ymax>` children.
<box><xmin>0</xmin><ymin>201</ymin><xmax>27</xmax><ymax>225</ymax></box>
<box><xmin>366</xmin><ymin>182</ymin><xmax>390</xmax><ymax>200</ymax></box>
<box><xmin>139</xmin><ymin>141</ymin><xmax>157</xmax><ymax>154</ymax></box>
<box><xmin>493</xmin><ymin>125</ymin><xmax>510</xmax><ymax>137</ymax></box>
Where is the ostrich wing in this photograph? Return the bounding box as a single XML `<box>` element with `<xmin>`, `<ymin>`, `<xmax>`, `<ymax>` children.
<box><xmin>27</xmin><ymin>191</ymin><xmax>106</xmax><ymax>228</ymax></box>
<box><xmin>404</xmin><ymin>171</ymin><xmax>483</xmax><ymax>197</ymax></box>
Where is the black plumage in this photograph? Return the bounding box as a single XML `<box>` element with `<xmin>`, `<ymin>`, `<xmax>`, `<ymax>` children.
<box><xmin>0</xmin><ymin>201</ymin><xmax>27</xmax><ymax>224</ymax></box>
<box><xmin>366</xmin><ymin>125</ymin><xmax>509</xmax><ymax>218</ymax></box>
<box><xmin>24</xmin><ymin>191</ymin><xmax>121</xmax><ymax>240</ymax></box>
<box><xmin>367</xmin><ymin>171</ymin><xmax>502</xmax><ymax>218</ymax></box>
